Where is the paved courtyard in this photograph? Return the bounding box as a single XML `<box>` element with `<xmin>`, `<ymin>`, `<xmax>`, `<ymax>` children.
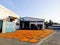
<box><xmin>0</xmin><ymin>30</ymin><xmax>60</xmax><ymax>45</ymax></box>
<box><xmin>40</xmin><ymin>30</ymin><xmax>60</xmax><ymax>45</ymax></box>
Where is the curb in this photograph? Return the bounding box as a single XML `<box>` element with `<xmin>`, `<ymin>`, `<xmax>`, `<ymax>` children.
<box><xmin>36</xmin><ymin>31</ymin><xmax>56</xmax><ymax>45</ymax></box>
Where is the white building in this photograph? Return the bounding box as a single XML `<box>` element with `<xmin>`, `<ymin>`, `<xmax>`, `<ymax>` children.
<box><xmin>0</xmin><ymin>5</ymin><xmax>45</xmax><ymax>31</ymax></box>
<box><xmin>0</xmin><ymin>5</ymin><xmax>20</xmax><ymax>19</ymax></box>
<box><xmin>48</xmin><ymin>24</ymin><xmax>60</xmax><ymax>30</ymax></box>
<box><xmin>20</xmin><ymin>17</ymin><xmax>45</xmax><ymax>30</ymax></box>
<box><xmin>0</xmin><ymin>5</ymin><xmax>20</xmax><ymax>30</ymax></box>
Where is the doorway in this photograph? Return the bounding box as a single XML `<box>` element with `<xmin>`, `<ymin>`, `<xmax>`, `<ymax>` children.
<box><xmin>24</xmin><ymin>21</ymin><xmax>29</xmax><ymax>29</ymax></box>
<box><xmin>31</xmin><ymin>24</ymin><xmax>37</xmax><ymax>29</ymax></box>
<box><xmin>37</xmin><ymin>24</ymin><xmax>43</xmax><ymax>30</ymax></box>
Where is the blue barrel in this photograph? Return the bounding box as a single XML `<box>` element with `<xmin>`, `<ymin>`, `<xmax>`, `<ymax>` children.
<box><xmin>0</xmin><ymin>20</ymin><xmax>3</xmax><ymax>32</ymax></box>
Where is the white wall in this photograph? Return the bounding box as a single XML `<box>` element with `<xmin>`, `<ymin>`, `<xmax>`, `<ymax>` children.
<box><xmin>0</xmin><ymin>5</ymin><xmax>20</xmax><ymax>19</ymax></box>
<box><xmin>13</xmin><ymin>19</ymin><xmax>20</xmax><ymax>29</ymax></box>
<box><xmin>30</xmin><ymin>22</ymin><xmax>44</xmax><ymax>25</ymax></box>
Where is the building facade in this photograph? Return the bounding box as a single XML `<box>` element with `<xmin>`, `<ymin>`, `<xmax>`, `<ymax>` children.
<box><xmin>20</xmin><ymin>17</ymin><xmax>45</xmax><ymax>30</ymax></box>
<box><xmin>48</xmin><ymin>24</ymin><xmax>60</xmax><ymax>30</ymax></box>
<box><xmin>0</xmin><ymin>5</ymin><xmax>20</xmax><ymax>33</ymax></box>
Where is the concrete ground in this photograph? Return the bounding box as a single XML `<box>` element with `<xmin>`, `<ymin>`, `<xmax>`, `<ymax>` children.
<box><xmin>0</xmin><ymin>30</ymin><xmax>59</xmax><ymax>45</ymax></box>
<box><xmin>40</xmin><ymin>30</ymin><xmax>60</xmax><ymax>45</ymax></box>
<box><xmin>0</xmin><ymin>38</ymin><xmax>37</xmax><ymax>45</ymax></box>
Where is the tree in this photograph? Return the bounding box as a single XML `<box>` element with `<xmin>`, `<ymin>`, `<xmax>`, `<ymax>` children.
<box><xmin>44</xmin><ymin>21</ymin><xmax>49</xmax><ymax>28</ymax></box>
<box><xmin>48</xmin><ymin>20</ymin><xmax>53</xmax><ymax>26</ymax></box>
<box><xmin>44</xmin><ymin>20</ymin><xmax>53</xmax><ymax>28</ymax></box>
<box><xmin>45</xmin><ymin>20</ymin><xmax>60</xmax><ymax>29</ymax></box>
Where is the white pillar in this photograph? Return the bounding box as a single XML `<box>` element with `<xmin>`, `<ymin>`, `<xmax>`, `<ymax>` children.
<box><xmin>23</xmin><ymin>23</ymin><xmax>24</xmax><ymax>28</ymax></box>
<box><xmin>42</xmin><ymin>23</ymin><xmax>45</xmax><ymax>29</ymax></box>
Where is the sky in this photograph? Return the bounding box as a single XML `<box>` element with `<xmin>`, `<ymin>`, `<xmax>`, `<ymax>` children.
<box><xmin>0</xmin><ymin>0</ymin><xmax>60</xmax><ymax>23</ymax></box>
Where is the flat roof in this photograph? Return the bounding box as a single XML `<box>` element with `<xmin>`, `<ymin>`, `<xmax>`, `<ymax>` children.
<box><xmin>21</xmin><ymin>17</ymin><xmax>45</xmax><ymax>21</ymax></box>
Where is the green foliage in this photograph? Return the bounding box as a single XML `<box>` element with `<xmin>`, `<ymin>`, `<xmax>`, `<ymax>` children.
<box><xmin>45</xmin><ymin>20</ymin><xmax>53</xmax><ymax>28</ymax></box>
<box><xmin>48</xmin><ymin>20</ymin><xmax>53</xmax><ymax>26</ymax></box>
<box><xmin>44</xmin><ymin>21</ymin><xmax>49</xmax><ymax>28</ymax></box>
